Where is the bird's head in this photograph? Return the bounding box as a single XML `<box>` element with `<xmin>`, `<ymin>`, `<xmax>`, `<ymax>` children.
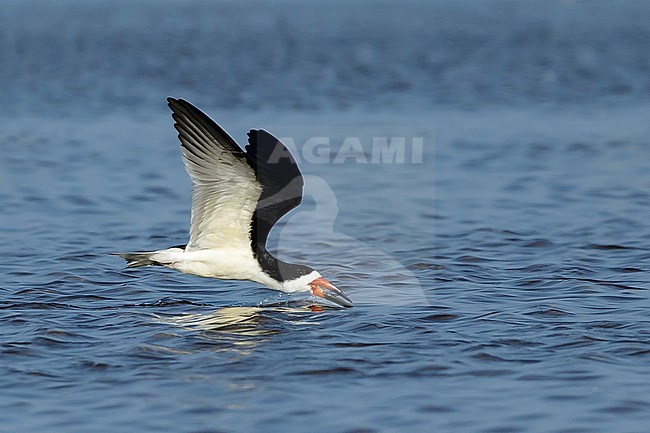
<box><xmin>279</xmin><ymin>267</ymin><xmax>353</xmax><ymax>308</ymax></box>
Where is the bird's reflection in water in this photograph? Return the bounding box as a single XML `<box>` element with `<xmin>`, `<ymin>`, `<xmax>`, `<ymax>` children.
<box><xmin>154</xmin><ymin>300</ymin><xmax>329</xmax><ymax>355</ymax></box>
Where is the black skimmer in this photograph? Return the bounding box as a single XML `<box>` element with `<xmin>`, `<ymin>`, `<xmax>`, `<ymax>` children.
<box><xmin>116</xmin><ymin>98</ymin><xmax>353</xmax><ymax>307</ymax></box>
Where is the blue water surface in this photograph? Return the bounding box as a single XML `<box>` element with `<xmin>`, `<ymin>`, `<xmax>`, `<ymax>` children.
<box><xmin>1</xmin><ymin>1</ymin><xmax>649</xmax><ymax>432</ymax></box>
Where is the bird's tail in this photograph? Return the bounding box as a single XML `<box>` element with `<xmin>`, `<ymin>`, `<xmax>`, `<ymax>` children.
<box><xmin>112</xmin><ymin>252</ymin><xmax>162</xmax><ymax>268</ymax></box>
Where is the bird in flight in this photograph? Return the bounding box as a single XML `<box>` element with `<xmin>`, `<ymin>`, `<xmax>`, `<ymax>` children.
<box><xmin>116</xmin><ymin>98</ymin><xmax>353</xmax><ymax>307</ymax></box>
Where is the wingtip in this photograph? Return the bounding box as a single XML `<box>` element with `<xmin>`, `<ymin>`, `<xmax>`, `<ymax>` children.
<box><xmin>168</xmin><ymin>97</ymin><xmax>194</xmax><ymax>111</ymax></box>
<box><xmin>167</xmin><ymin>98</ymin><xmax>200</xmax><ymax>116</ymax></box>
<box><xmin>247</xmin><ymin>129</ymin><xmax>273</xmax><ymax>139</ymax></box>
<box><xmin>167</xmin><ymin>96</ymin><xmax>180</xmax><ymax>108</ymax></box>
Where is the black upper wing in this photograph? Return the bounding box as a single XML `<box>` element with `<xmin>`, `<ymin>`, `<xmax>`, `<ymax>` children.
<box><xmin>245</xmin><ymin>129</ymin><xmax>304</xmax><ymax>252</ymax></box>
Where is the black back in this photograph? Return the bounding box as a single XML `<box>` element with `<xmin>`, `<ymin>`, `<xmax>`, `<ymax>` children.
<box><xmin>245</xmin><ymin>129</ymin><xmax>304</xmax><ymax>249</ymax></box>
<box><xmin>245</xmin><ymin>129</ymin><xmax>309</xmax><ymax>281</ymax></box>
